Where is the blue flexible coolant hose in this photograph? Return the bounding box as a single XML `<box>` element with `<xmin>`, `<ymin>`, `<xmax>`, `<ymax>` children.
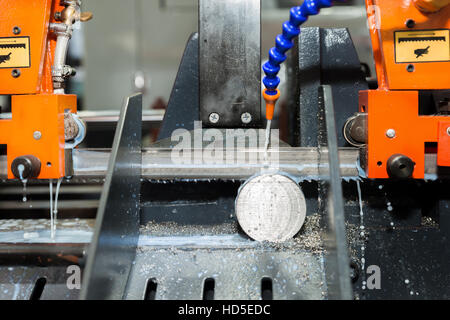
<box><xmin>262</xmin><ymin>0</ymin><xmax>337</xmax><ymax>96</ymax></box>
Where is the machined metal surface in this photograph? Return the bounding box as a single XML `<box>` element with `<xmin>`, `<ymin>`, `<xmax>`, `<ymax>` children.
<box><xmin>80</xmin><ymin>94</ymin><xmax>142</xmax><ymax>300</ymax></box>
<box><xmin>123</xmin><ymin>211</ymin><xmax>328</xmax><ymax>300</ymax></box>
<box><xmin>126</xmin><ymin>244</ymin><xmax>326</xmax><ymax>300</ymax></box>
<box><xmin>0</xmin><ymin>148</ymin><xmax>446</xmax><ymax>181</ymax></box>
<box><xmin>236</xmin><ymin>174</ymin><xmax>307</xmax><ymax>242</ymax></box>
<box><xmin>199</xmin><ymin>0</ymin><xmax>261</xmax><ymax>128</ymax></box>
<box><xmin>0</xmin><ymin>266</ymin><xmax>80</xmax><ymax>300</ymax></box>
<box><xmin>0</xmin><ymin>110</ymin><xmax>164</xmax><ymax>131</ymax></box>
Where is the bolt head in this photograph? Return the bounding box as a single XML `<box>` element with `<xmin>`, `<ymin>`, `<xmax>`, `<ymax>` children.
<box><xmin>209</xmin><ymin>112</ymin><xmax>219</xmax><ymax>124</ymax></box>
<box><xmin>386</xmin><ymin>129</ymin><xmax>396</xmax><ymax>139</ymax></box>
<box><xmin>405</xmin><ymin>19</ymin><xmax>415</xmax><ymax>28</ymax></box>
<box><xmin>447</xmin><ymin>127</ymin><xmax>450</xmax><ymax>136</ymax></box>
<box><xmin>33</xmin><ymin>131</ymin><xmax>42</xmax><ymax>140</ymax></box>
<box><xmin>11</xmin><ymin>69</ymin><xmax>20</xmax><ymax>78</ymax></box>
<box><xmin>241</xmin><ymin>112</ymin><xmax>252</xmax><ymax>124</ymax></box>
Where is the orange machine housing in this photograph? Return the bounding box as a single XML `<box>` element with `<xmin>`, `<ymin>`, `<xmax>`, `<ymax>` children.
<box><xmin>0</xmin><ymin>0</ymin><xmax>77</xmax><ymax>179</ymax></box>
<box><xmin>362</xmin><ymin>0</ymin><xmax>450</xmax><ymax>179</ymax></box>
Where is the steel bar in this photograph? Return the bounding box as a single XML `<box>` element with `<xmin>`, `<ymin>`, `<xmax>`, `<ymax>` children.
<box><xmin>0</xmin><ymin>109</ymin><xmax>164</xmax><ymax>123</ymax></box>
<box><xmin>0</xmin><ymin>200</ymin><xmax>99</xmax><ymax>210</ymax></box>
<box><xmin>80</xmin><ymin>94</ymin><xmax>142</xmax><ymax>300</ymax></box>
<box><xmin>1</xmin><ymin>148</ymin><xmax>445</xmax><ymax>182</ymax></box>
<box><xmin>0</xmin><ymin>185</ymin><xmax>102</xmax><ymax>195</ymax></box>
<box><xmin>57</xmin><ymin>147</ymin><xmax>362</xmax><ymax>180</ymax></box>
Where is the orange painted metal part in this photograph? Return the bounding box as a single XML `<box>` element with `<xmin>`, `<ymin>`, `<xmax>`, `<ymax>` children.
<box><xmin>414</xmin><ymin>0</ymin><xmax>450</xmax><ymax>13</ymax></box>
<box><xmin>437</xmin><ymin>121</ymin><xmax>450</xmax><ymax>166</ymax></box>
<box><xmin>0</xmin><ymin>0</ymin><xmax>76</xmax><ymax>180</ymax></box>
<box><xmin>0</xmin><ymin>94</ymin><xmax>76</xmax><ymax>179</ymax></box>
<box><xmin>365</xmin><ymin>0</ymin><xmax>450</xmax><ymax>90</ymax></box>
<box><xmin>361</xmin><ymin>90</ymin><xmax>449</xmax><ymax>179</ymax></box>
<box><xmin>363</xmin><ymin>0</ymin><xmax>450</xmax><ymax>179</ymax></box>
<box><xmin>0</xmin><ymin>0</ymin><xmax>63</xmax><ymax>94</ymax></box>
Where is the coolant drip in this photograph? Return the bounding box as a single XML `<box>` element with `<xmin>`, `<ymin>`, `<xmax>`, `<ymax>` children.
<box><xmin>21</xmin><ymin>180</ymin><xmax>28</xmax><ymax>203</ymax></box>
<box><xmin>49</xmin><ymin>178</ymin><xmax>63</xmax><ymax>240</ymax></box>
<box><xmin>49</xmin><ymin>181</ymin><xmax>54</xmax><ymax>240</ymax></box>
<box><xmin>264</xmin><ymin>120</ymin><xmax>271</xmax><ymax>158</ymax></box>
<box><xmin>53</xmin><ymin>178</ymin><xmax>63</xmax><ymax>238</ymax></box>
<box><xmin>356</xmin><ymin>180</ymin><xmax>366</xmax><ymax>289</ymax></box>
<box><xmin>17</xmin><ymin>164</ymin><xmax>27</xmax><ymax>202</ymax></box>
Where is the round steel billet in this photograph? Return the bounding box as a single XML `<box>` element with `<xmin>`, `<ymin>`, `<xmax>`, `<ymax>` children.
<box><xmin>235</xmin><ymin>174</ymin><xmax>307</xmax><ymax>243</ymax></box>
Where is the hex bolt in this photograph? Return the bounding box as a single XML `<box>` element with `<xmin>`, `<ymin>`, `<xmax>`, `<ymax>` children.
<box><xmin>241</xmin><ymin>112</ymin><xmax>252</xmax><ymax>124</ymax></box>
<box><xmin>447</xmin><ymin>127</ymin><xmax>450</xmax><ymax>136</ymax></box>
<box><xmin>33</xmin><ymin>131</ymin><xmax>42</xmax><ymax>140</ymax></box>
<box><xmin>386</xmin><ymin>129</ymin><xmax>396</xmax><ymax>139</ymax></box>
<box><xmin>209</xmin><ymin>112</ymin><xmax>220</xmax><ymax>124</ymax></box>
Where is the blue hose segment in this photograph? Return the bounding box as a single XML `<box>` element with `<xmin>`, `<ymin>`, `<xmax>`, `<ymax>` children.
<box><xmin>262</xmin><ymin>0</ymin><xmax>335</xmax><ymax>95</ymax></box>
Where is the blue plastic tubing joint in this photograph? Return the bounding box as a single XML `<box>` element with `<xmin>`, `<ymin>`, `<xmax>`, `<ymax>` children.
<box><xmin>262</xmin><ymin>0</ymin><xmax>338</xmax><ymax>96</ymax></box>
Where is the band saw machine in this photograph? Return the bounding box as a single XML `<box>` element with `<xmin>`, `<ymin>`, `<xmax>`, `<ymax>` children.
<box><xmin>0</xmin><ymin>0</ymin><xmax>449</xmax><ymax>300</ymax></box>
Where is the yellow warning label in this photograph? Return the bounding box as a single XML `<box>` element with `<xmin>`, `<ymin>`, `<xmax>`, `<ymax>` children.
<box><xmin>395</xmin><ymin>29</ymin><xmax>450</xmax><ymax>63</ymax></box>
<box><xmin>0</xmin><ymin>37</ymin><xmax>30</xmax><ymax>69</ymax></box>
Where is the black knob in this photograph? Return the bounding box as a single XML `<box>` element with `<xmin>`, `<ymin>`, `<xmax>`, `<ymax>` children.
<box><xmin>11</xmin><ymin>155</ymin><xmax>41</xmax><ymax>180</ymax></box>
<box><xmin>387</xmin><ymin>154</ymin><xmax>415</xmax><ymax>179</ymax></box>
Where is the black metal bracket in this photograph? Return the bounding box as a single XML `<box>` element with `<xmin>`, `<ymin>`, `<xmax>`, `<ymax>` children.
<box><xmin>286</xmin><ymin>27</ymin><xmax>368</xmax><ymax>147</ymax></box>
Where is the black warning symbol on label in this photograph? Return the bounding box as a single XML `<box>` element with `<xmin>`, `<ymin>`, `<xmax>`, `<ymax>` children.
<box><xmin>399</xmin><ymin>36</ymin><xmax>445</xmax><ymax>43</ymax></box>
<box><xmin>414</xmin><ymin>46</ymin><xmax>430</xmax><ymax>58</ymax></box>
<box><xmin>0</xmin><ymin>43</ymin><xmax>26</xmax><ymax>49</ymax></box>
<box><xmin>0</xmin><ymin>52</ymin><xmax>12</xmax><ymax>64</ymax></box>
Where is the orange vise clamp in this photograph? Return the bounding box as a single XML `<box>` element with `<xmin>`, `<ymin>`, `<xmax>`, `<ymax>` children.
<box><xmin>354</xmin><ymin>0</ymin><xmax>450</xmax><ymax>179</ymax></box>
<box><xmin>0</xmin><ymin>0</ymin><xmax>91</xmax><ymax>180</ymax></box>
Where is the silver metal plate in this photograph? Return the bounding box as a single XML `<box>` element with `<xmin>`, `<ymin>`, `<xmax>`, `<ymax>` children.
<box><xmin>199</xmin><ymin>0</ymin><xmax>261</xmax><ymax>127</ymax></box>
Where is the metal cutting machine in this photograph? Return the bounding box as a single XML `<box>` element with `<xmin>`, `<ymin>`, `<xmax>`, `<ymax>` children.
<box><xmin>0</xmin><ymin>0</ymin><xmax>449</xmax><ymax>301</ymax></box>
